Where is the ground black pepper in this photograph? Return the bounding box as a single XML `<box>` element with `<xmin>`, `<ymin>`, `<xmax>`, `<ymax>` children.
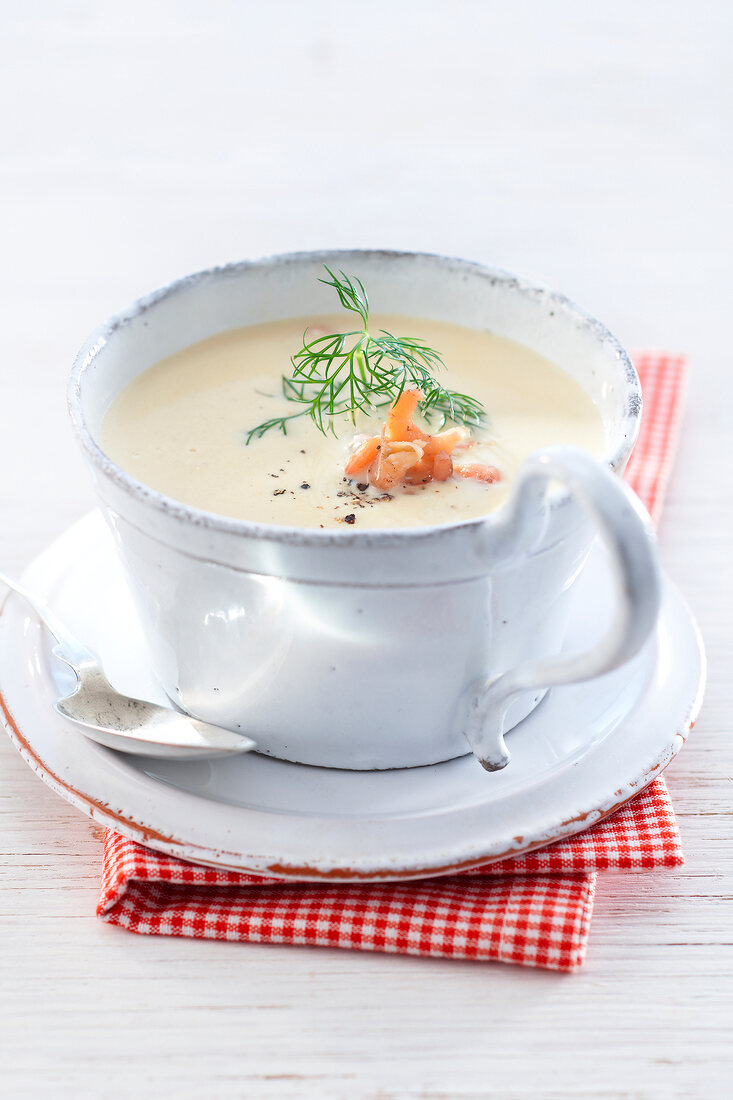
<box><xmin>343</xmin><ymin>514</ymin><xmax>356</xmax><ymax>524</ymax></box>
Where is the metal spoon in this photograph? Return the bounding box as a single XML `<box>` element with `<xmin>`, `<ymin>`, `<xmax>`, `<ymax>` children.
<box><xmin>0</xmin><ymin>570</ymin><xmax>257</xmax><ymax>759</ymax></box>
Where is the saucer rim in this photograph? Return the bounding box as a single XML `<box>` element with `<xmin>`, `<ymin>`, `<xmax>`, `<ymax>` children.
<box><xmin>0</xmin><ymin>514</ymin><xmax>706</xmax><ymax>881</ymax></box>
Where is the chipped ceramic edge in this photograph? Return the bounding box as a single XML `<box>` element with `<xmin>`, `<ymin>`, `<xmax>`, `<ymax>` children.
<box><xmin>67</xmin><ymin>250</ymin><xmax>642</xmax><ymax>551</ymax></box>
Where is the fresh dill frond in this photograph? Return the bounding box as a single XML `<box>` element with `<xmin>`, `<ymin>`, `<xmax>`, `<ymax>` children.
<box><xmin>245</xmin><ymin>267</ymin><xmax>486</xmax><ymax>443</ymax></box>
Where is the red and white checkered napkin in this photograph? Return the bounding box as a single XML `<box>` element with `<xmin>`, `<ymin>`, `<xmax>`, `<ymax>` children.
<box><xmin>98</xmin><ymin>352</ymin><xmax>688</xmax><ymax>972</ymax></box>
<box><xmin>99</xmin><ymin>777</ymin><xmax>683</xmax><ymax>971</ymax></box>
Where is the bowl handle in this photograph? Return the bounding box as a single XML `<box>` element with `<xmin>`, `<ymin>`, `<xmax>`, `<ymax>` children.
<box><xmin>464</xmin><ymin>446</ymin><xmax>662</xmax><ymax>771</ymax></box>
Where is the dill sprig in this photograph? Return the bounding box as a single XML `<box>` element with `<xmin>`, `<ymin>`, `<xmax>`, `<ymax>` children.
<box><xmin>245</xmin><ymin>267</ymin><xmax>486</xmax><ymax>443</ymax></box>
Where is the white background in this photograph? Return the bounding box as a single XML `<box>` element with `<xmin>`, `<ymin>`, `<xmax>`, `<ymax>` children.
<box><xmin>1</xmin><ymin>2</ymin><xmax>731</xmax><ymax>1097</ymax></box>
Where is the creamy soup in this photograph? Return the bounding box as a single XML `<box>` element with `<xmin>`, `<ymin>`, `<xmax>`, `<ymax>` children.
<box><xmin>101</xmin><ymin>314</ymin><xmax>606</xmax><ymax>529</ymax></box>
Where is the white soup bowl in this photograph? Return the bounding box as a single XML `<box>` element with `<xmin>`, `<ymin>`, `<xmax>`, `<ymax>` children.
<box><xmin>68</xmin><ymin>251</ymin><xmax>660</xmax><ymax>771</ymax></box>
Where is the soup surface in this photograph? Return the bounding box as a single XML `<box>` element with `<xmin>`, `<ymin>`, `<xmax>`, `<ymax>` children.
<box><xmin>101</xmin><ymin>314</ymin><xmax>606</xmax><ymax>529</ymax></box>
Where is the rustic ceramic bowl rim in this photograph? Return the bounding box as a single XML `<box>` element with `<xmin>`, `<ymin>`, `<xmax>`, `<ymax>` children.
<box><xmin>67</xmin><ymin>249</ymin><xmax>642</xmax><ymax>547</ymax></box>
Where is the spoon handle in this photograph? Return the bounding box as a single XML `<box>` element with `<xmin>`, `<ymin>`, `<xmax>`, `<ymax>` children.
<box><xmin>0</xmin><ymin>570</ymin><xmax>96</xmax><ymax>664</ymax></box>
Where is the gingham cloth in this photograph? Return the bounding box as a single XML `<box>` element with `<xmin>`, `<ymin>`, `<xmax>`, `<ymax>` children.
<box><xmin>98</xmin><ymin>352</ymin><xmax>689</xmax><ymax>972</ymax></box>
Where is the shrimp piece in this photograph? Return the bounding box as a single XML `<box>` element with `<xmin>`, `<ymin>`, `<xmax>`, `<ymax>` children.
<box><xmin>372</xmin><ymin>444</ymin><xmax>423</xmax><ymax>490</ymax></box>
<box><xmin>454</xmin><ymin>462</ymin><xmax>501</xmax><ymax>483</ymax></box>
<box><xmin>385</xmin><ymin>390</ymin><xmax>423</xmax><ymax>441</ymax></box>
<box><xmin>385</xmin><ymin>440</ymin><xmax>426</xmax><ymax>485</ymax></box>
<box><xmin>432</xmin><ymin>452</ymin><xmax>454</xmax><ymax>481</ymax></box>
<box><xmin>422</xmin><ymin>426</ymin><xmax>470</xmax><ymax>457</ymax></box>
<box><xmin>403</xmin><ymin>433</ymin><xmax>463</xmax><ymax>483</ymax></box>
<box><xmin>403</xmin><ymin>457</ymin><xmax>433</xmax><ymax>485</ymax></box>
<box><xmin>367</xmin><ymin>430</ymin><xmax>388</xmax><ymax>488</ymax></box>
<box><xmin>403</xmin><ymin>444</ymin><xmax>451</xmax><ymax>484</ymax></box>
<box><xmin>345</xmin><ymin>436</ymin><xmax>380</xmax><ymax>475</ymax></box>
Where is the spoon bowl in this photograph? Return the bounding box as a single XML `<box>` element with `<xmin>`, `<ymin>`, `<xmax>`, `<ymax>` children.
<box><xmin>1</xmin><ymin>571</ymin><xmax>256</xmax><ymax>760</ymax></box>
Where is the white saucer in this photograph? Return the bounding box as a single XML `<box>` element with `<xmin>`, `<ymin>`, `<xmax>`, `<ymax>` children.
<box><xmin>0</xmin><ymin>513</ymin><xmax>705</xmax><ymax>881</ymax></box>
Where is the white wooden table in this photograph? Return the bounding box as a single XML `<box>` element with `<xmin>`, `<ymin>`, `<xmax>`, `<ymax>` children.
<box><xmin>2</xmin><ymin>3</ymin><xmax>731</xmax><ymax>1096</ymax></box>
